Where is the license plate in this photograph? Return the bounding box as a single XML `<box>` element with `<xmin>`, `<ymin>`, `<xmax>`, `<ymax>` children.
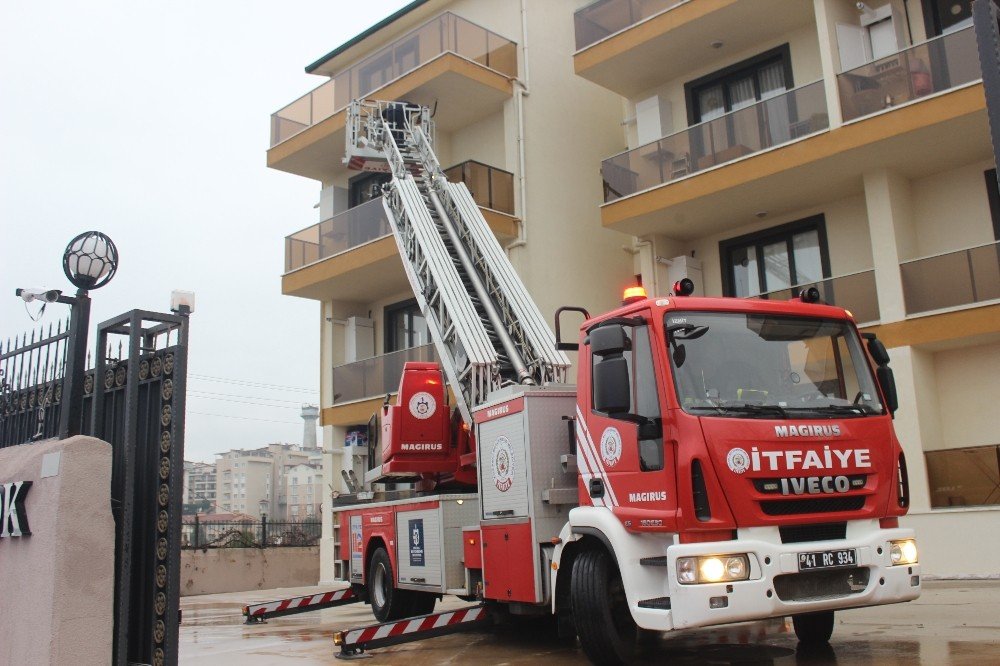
<box><xmin>798</xmin><ymin>548</ymin><xmax>857</xmax><ymax>571</ymax></box>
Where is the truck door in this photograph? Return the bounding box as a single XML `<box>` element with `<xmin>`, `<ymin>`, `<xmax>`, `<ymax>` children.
<box><xmin>581</xmin><ymin>310</ymin><xmax>677</xmax><ymax>525</ymax></box>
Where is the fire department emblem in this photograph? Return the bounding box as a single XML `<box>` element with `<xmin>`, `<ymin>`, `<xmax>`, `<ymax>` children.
<box><xmin>492</xmin><ymin>436</ymin><xmax>515</xmax><ymax>492</ymax></box>
<box><xmin>409</xmin><ymin>392</ymin><xmax>436</xmax><ymax>420</ymax></box>
<box><xmin>727</xmin><ymin>447</ymin><xmax>751</xmax><ymax>474</ymax></box>
<box><xmin>600</xmin><ymin>427</ymin><xmax>622</xmax><ymax>468</ymax></box>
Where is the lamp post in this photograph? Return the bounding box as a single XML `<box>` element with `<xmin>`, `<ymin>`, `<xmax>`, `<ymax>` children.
<box><xmin>58</xmin><ymin>231</ymin><xmax>119</xmax><ymax>438</ymax></box>
<box><xmin>258</xmin><ymin>498</ymin><xmax>269</xmax><ymax>547</ymax></box>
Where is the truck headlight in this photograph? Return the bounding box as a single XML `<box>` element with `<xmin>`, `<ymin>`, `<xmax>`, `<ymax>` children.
<box><xmin>677</xmin><ymin>555</ymin><xmax>750</xmax><ymax>584</ymax></box>
<box><xmin>890</xmin><ymin>539</ymin><xmax>918</xmax><ymax>565</ymax></box>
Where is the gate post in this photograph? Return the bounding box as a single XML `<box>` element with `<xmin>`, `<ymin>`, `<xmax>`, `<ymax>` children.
<box><xmin>261</xmin><ymin>514</ymin><xmax>268</xmax><ymax>548</ymax></box>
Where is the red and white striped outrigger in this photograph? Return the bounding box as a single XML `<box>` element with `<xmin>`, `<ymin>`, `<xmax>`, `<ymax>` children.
<box><xmin>333</xmin><ymin>604</ymin><xmax>491</xmax><ymax>659</ymax></box>
<box><xmin>243</xmin><ymin>587</ymin><xmax>359</xmax><ymax>624</ymax></box>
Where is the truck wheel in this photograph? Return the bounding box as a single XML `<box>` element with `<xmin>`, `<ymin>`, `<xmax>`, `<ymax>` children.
<box><xmin>367</xmin><ymin>547</ymin><xmax>411</xmax><ymax>622</ymax></box>
<box><xmin>571</xmin><ymin>549</ymin><xmax>636</xmax><ymax>665</ymax></box>
<box><xmin>792</xmin><ymin>610</ymin><xmax>835</xmax><ymax>645</ymax></box>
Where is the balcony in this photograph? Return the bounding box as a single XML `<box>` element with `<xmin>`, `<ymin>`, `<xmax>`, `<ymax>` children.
<box><xmin>603</xmin><ymin>80</ymin><xmax>827</xmax><ymax>204</ymax></box>
<box><xmin>601</xmin><ymin>83</ymin><xmax>988</xmax><ymax>240</ymax></box>
<box><xmin>443</xmin><ymin>160</ymin><xmax>516</xmax><ymax>231</ymax></box>
<box><xmin>574</xmin><ymin>0</ymin><xmax>814</xmax><ymax>97</ymax></box>
<box><xmin>574</xmin><ymin>0</ymin><xmax>682</xmax><ymax>51</ymax></box>
<box><xmin>753</xmin><ymin>270</ymin><xmax>880</xmax><ymax>326</ymax></box>
<box><xmin>901</xmin><ymin>241</ymin><xmax>1000</xmax><ymax>316</ymax></box>
<box><xmin>285</xmin><ymin>198</ymin><xmax>391</xmax><ymax>274</ymax></box>
<box><xmin>329</xmin><ymin>344</ymin><xmax>439</xmax><ymax>423</ymax></box>
<box><xmin>838</xmin><ymin>27</ymin><xmax>980</xmax><ymax>123</ymax></box>
<box><xmin>267</xmin><ymin>13</ymin><xmax>517</xmax><ymax>180</ymax></box>
<box><xmin>283</xmin><ymin>171</ymin><xmax>519</xmax><ymax>301</ymax></box>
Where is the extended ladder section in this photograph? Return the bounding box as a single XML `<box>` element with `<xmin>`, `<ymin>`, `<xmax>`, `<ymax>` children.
<box><xmin>345</xmin><ymin>100</ymin><xmax>569</xmax><ymax>426</ymax></box>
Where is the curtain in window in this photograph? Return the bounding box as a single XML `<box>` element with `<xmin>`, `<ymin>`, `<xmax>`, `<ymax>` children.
<box><xmin>698</xmin><ymin>84</ymin><xmax>726</xmax><ymax>122</ymax></box>
<box><xmin>792</xmin><ymin>230</ymin><xmax>823</xmax><ymax>284</ymax></box>
<box><xmin>759</xmin><ymin>61</ymin><xmax>790</xmax><ymax>145</ymax></box>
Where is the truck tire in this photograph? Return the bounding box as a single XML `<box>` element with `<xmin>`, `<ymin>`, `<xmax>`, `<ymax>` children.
<box><xmin>792</xmin><ymin>610</ymin><xmax>835</xmax><ymax>645</ymax></box>
<box><xmin>367</xmin><ymin>547</ymin><xmax>412</xmax><ymax>622</ymax></box>
<box><xmin>571</xmin><ymin>548</ymin><xmax>637</xmax><ymax>665</ymax></box>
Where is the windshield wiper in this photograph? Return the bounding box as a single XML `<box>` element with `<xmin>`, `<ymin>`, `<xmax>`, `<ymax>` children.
<box><xmin>689</xmin><ymin>403</ymin><xmax>788</xmax><ymax>419</ymax></box>
<box><xmin>783</xmin><ymin>405</ymin><xmax>877</xmax><ymax>417</ymax></box>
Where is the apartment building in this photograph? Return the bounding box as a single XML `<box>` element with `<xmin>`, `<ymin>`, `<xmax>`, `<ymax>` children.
<box><xmin>271</xmin><ymin>0</ymin><xmax>634</xmax><ymax>582</ymax></box>
<box><xmin>216</xmin><ymin>443</ymin><xmax>321</xmax><ymax>518</ymax></box>
<box><xmin>182</xmin><ymin>461</ymin><xmax>217</xmax><ymax>512</ymax></box>
<box><xmin>284</xmin><ymin>463</ymin><xmax>325</xmax><ymax>520</ymax></box>
<box><xmin>271</xmin><ymin>0</ymin><xmax>998</xmax><ymax>580</ymax></box>
<box><xmin>574</xmin><ymin>0</ymin><xmax>998</xmax><ymax>574</ymax></box>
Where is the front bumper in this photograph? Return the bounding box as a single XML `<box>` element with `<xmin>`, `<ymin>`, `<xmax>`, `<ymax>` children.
<box><xmin>659</xmin><ymin>523</ymin><xmax>921</xmax><ymax>631</ymax></box>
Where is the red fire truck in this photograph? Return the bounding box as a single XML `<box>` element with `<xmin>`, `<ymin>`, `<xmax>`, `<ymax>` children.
<box><xmin>328</xmin><ymin>101</ymin><xmax>920</xmax><ymax>664</ymax></box>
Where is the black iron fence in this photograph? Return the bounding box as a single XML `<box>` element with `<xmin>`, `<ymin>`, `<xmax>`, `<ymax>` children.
<box><xmin>1</xmin><ymin>307</ymin><xmax>189</xmax><ymax>666</ymax></box>
<box><xmin>0</xmin><ymin>319</ymin><xmax>72</xmax><ymax>445</ymax></box>
<box><xmin>182</xmin><ymin>517</ymin><xmax>322</xmax><ymax>549</ymax></box>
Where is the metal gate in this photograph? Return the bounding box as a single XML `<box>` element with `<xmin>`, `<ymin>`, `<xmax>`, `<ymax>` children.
<box><xmin>1</xmin><ymin>308</ymin><xmax>188</xmax><ymax>666</ymax></box>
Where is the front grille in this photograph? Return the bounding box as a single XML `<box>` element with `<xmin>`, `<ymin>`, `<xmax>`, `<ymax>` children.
<box><xmin>774</xmin><ymin>567</ymin><xmax>869</xmax><ymax>602</ymax></box>
<box><xmin>760</xmin><ymin>496</ymin><xmax>865</xmax><ymax>516</ymax></box>
<box><xmin>779</xmin><ymin>522</ymin><xmax>847</xmax><ymax>544</ymax></box>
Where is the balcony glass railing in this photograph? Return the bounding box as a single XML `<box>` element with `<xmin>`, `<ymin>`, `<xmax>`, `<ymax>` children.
<box><xmin>270</xmin><ymin>12</ymin><xmax>517</xmax><ymax>146</ymax></box>
<box><xmin>332</xmin><ymin>344</ymin><xmax>438</xmax><ymax>404</ymax></box>
<box><xmin>284</xmin><ymin>198</ymin><xmax>390</xmax><ymax>273</ymax></box>
<box><xmin>601</xmin><ymin>80</ymin><xmax>828</xmax><ymax>202</ymax></box>
<box><xmin>900</xmin><ymin>241</ymin><xmax>1000</xmax><ymax>315</ymax></box>
<box><xmin>752</xmin><ymin>270</ymin><xmax>880</xmax><ymax>325</ymax></box>
<box><xmin>838</xmin><ymin>26</ymin><xmax>980</xmax><ymax>123</ymax></box>
<box><xmin>443</xmin><ymin>160</ymin><xmax>515</xmax><ymax>214</ymax></box>
<box><xmin>573</xmin><ymin>0</ymin><xmax>683</xmax><ymax>51</ymax></box>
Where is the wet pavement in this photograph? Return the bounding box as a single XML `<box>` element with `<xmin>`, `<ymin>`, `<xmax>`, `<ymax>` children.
<box><xmin>180</xmin><ymin>580</ymin><xmax>1000</xmax><ymax>664</ymax></box>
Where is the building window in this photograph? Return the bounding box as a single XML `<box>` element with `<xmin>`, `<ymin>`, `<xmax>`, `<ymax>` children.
<box><xmin>720</xmin><ymin>216</ymin><xmax>831</xmax><ymax>298</ymax></box>
<box><xmin>384</xmin><ymin>298</ymin><xmax>430</xmax><ymax>352</ymax></box>
<box><xmin>921</xmin><ymin>0</ymin><xmax>973</xmax><ymax>37</ymax></box>
<box><xmin>349</xmin><ymin>171</ymin><xmax>391</xmax><ymax>208</ymax></box>
<box><xmin>985</xmin><ymin>170</ymin><xmax>1000</xmax><ymax>241</ymax></box>
<box><xmin>685</xmin><ymin>46</ymin><xmax>793</xmax><ymax>125</ymax></box>
<box><xmin>926</xmin><ymin>444</ymin><xmax>1000</xmax><ymax>507</ymax></box>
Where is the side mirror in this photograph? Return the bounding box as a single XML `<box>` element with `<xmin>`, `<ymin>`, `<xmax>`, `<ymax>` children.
<box><xmin>876</xmin><ymin>365</ymin><xmax>898</xmax><ymax>415</ymax></box>
<box><xmin>590</xmin><ymin>325</ymin><xmax>630</xmax><ymax>357</ymax></box>
<box><xmin>867</xmin><ymin>338</ymin><xmax>890</xmax><ymax>366</ymax></box>
<box><xmin>593</xmin><ymin>356</ymin><xmax>630</xmax><ymax>414</ymax></box>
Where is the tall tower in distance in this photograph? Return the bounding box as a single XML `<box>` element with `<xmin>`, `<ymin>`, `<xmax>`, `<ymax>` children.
<box><xmin>301</xmin><ymin>404</ymin><xmax>320</xmax><ymax>450</ymax></box>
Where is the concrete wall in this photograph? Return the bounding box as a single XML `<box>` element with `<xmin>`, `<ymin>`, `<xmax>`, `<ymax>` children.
<box><xmin>902</xmin><ymin>508</ymin><xmax>1000</xmax><ymax>578</ymax></box>
<box><xmin>180</xmin><ymin>546</ymin><xmax>320</xmax><ymax>596</ymax></box>
<box><xmin>0</xmin><ymin>436</ymin><xmax>115</xmax><ymax>666</ymax></box>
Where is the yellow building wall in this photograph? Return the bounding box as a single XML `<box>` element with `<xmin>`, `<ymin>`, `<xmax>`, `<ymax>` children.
<box><xmin>933</xmin><ymin>340</ymin><xmax>1000</xmax><ymax>450</ymax></box>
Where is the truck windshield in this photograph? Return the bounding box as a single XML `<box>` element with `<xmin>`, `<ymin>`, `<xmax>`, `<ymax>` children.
<box><xmin>666</xmin><ymin>311</ymin><xmax>883</xmax><ymax>418</ymax></box>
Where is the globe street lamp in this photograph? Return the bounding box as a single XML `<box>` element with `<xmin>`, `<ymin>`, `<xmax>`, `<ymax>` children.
<box><xmin>58</xmin><ymin>231</ymin><xmax>119</xmax><ymax>437</ymax></box>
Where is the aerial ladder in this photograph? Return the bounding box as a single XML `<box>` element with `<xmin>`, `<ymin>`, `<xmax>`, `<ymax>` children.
<box><xmin>345</xmin><ymin>100</ymin><xmax>569</xmax><ymax>485</ymax></box>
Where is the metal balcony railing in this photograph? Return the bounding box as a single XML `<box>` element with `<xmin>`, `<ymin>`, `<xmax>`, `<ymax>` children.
<box><xmin>284</xmin><ymin>198</ymin><xmax>391</xmax><ymax>273</ymax></box>
<box><xmin>901</xmin><ymin>241</ymin><xmax>1000</xmax><ymax>315</ymax></box>
<box><xmin>601</xmin><ymin>80</ymin><xmax>828</xmax><ymax>202</ymax></box>
<box><xmin>573</xmin><ymin>0</ymin><xmax>683</xmax><ymax>51</ymax></box>
<box><xmin>270</xmin><ymin>12</ymin><xmax>517</xmax><ymax>146</ymax></box>
<box><xmin>443</xmin><ymin>160</ymin><xmax>515</xmax><ymax>214</ymax></box>
<box><xmin>838</xmin><ymin>26</ymin><xmax>980</xmax><ymax>123</ymax></box>
<box><xmin>752</xmin><ymin>269</ymin><xmax>881</xmax><ymax>325</ymax></box>
<box><xmin>331</xmin><ymin>344</ymin><xmax>438</xmax><ymax>404</ymax></box>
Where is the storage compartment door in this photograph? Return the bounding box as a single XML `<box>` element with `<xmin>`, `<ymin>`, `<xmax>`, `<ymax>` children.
<box><xmin>479</xmin><ymin>414</ymin><xmax>529</xmax><ymax>519</ymax></box>
<box><xmin>395</xmin><ymin>508</ymin><xmax>443</xmax><ymax>589</ymax></box>
<box><xmin>481</xmin><ymin>521</ymin><xmax>537</xmax><ymax>603</ymax></box>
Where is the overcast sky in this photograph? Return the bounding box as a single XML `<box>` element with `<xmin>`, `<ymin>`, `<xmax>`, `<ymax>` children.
<box><xmin>0</xmin><ymin>1</ymin><xmax>411</xmax><ymax>463</ymax></box>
